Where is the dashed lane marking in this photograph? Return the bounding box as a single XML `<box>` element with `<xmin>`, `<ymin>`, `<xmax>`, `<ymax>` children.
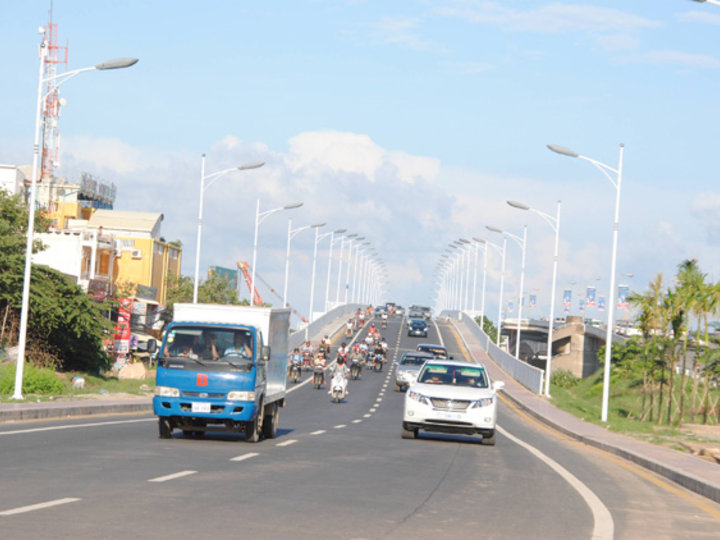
<box><xmin>310</xmin><ymin>430</ymin><xmax>326</xmax><ymax>435</ymax></box>
<box><xmin>148</xmin><ymin>470</ymin><xmax>197</xmax><ymax>483</ymax></box>
<box><xmin>363</xmin><ymin>414</ymin><xmax>372</xmax><ymax>418</ymax></box>
<box><xmin>334</xmin><ymin>424</ymin><xmax>346</xmax><ymax>429</ymax></box>
<box><xmin>230</xmin><ymin>452</ymin><xmax>260</xmax><ymax>462</ymax></box>
<box><xmin>276</xmin><ymin>439</ymin><xmax>298</xmax><ymax>447</ymax></box>
<box><xmin>352</xmin><ymin>419</ymin><xmax>362</xmax><ymax>424</ymax></box>
<box><xmin>0</xmin><ymin>498</ymin><xmax>81</xmax><ymax>516</ymax></box>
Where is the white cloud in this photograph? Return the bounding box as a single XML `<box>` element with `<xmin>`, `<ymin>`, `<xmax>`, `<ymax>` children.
<box><xmin>436</xmin><ymin>2</ymin><xmax>660</xmax><ymax>33</ymax></box>
<box><xmin>622</xmin><ymin>50</ymin><xmax>720</xmax><ymax>69</ymax></box>
<box><xmin>691</xmin><ymin>192</ymin><xmax>720</xmax><ymax>241</ymax></box>
<box><xmin>678</xmin><ymin>10</ymin><xmax>720</xmax><ymax>26</ymax></box>
<box><xmin>371</xmin><ymin>16</ymin><xmax>434</xmax><ymax>51</ymax></box>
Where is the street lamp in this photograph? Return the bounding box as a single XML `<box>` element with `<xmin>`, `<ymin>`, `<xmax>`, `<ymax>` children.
<box><xmin>250</xmin><ymin>200</ymin><xmax>303</xmax><ymax>306</ymax></box>
<box><xmin>194</xmin><ymin>155</ymin><xmax>265</xmax><ymax>303</ymax></box>
<box><xmin>324</xmin><ymin>229</ymin><xmax>347</xmax><ymax>311</ymax></box>
<box><xmin>693</xmin><ymin>0</ymin><xmax>720</xmax><ymax>6</ymax></box>
<box><xmin>283</xmin><ymin>220</ymin><xmax>324</xmax><ymax>308</ymax></box>
<box><xmin>508</xmin><ymin>199</ymin><xmax>561</xmax><ymax>397</ymax></box>
<box><xmin>344</xmin><ymin>236</ymin><xmax>365</xmax><ymax>303</ymax></box>
<box><xmin>548</xmin><ymin>142</ymin><xmax>624</xmax><ymax>422</ymax></box>
<box><xmin>488</xmin><ymin>225</ymin><xmax>524</xmax><ymax>354</ymax></box>
<box><xmin>335</xmin><ymin>232</ymin><xmax>357</xmax><ymax>304</ymax></box>
<box><xmin>13</xmin><ymin>39</ymin><xmax>138</xmax><ymax>400</ymax></box>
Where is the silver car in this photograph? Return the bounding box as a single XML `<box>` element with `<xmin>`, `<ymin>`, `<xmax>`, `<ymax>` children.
<box><xmin>394</xmin><ymin>351</ymin><xmax>434</xmax><ymax>391</ymax></box>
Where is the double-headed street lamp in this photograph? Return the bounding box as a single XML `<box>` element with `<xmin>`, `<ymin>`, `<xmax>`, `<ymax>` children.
<box><xmin>508</xmin><ymin>200</ymin><xmax>561</xmax><ymax>397</ymax></box>
<box><xmin>194</xmin><ymin>156</ymin><xmax>265</xmax><ymax>303</ymax></box>
<box><xmin>324</xmin><ymin>228</ymin><xmax>347</xmax><ymax>312</ymax></box>
<box><xmin>283</xmin><ymin>220</ymin><xmax>325</xmax><ymax>308</ymax></box>
<box><xmin>548</xmin><ymin>143</ymin><xmax>624</xmax><ymax>422</ymax></box>
<box><xmin>13</xmin><ymin>41</ymin><xmax>138</xmax><ymax>400</ymax></box>
<box><xmin>487</xmin><ymin>225</ymin><xmax>526</xmax><ymax>358</ymax></box>
<box><xmin>308</xmin><ymin>227</ymin><xmax>345</xmax><ymax>323</ymax></box>
<box><xmin>250</xmin><ymin>200</ymin><xmax>303</xmax><ymax>306</ymax></box>
<box><xmin>336</xmin><ymin>233</ymin><xmax>357</xmax><ymax>304</ymax></box>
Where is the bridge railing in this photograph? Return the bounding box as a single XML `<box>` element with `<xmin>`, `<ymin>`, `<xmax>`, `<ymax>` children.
<box><xmin>441</xmin><ymin>310</ymin><xmax>544</xmax><ymax>394</ymax></box>
<box><xmin>289</xmin><ymin>304</ymin><xmax>363</xmax><ymax>350</ymax></box>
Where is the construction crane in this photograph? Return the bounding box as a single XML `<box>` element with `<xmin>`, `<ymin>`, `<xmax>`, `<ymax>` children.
<box><xmin>236</xmin><ymin>261</ymin><xmax>308</xmax><ymax>322</ymax></box>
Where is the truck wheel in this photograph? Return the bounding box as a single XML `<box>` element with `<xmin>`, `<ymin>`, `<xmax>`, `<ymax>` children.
<box><xmin>401</xmin><ymin>424</ymin><xmax>417</xmax><ymax>439</ymax></box>
<box><xmin>245</xmin><ymin>400</ymin><xmax>264</xmax><ymax>443</ymax></box>
<box><xmin>481</xmin><ymin>430</ymin><xmax>496</xmax><ymax>446</ymax></box>
<box><xmin>262</xmin><ymin>403</ymin><xmax>279</xmax><ymax>439</ymax></box>
<box><xmin>394</xmin><ymin>382</ymin><xmax>400</xmax><ymax>392</ymax></box>
<box><xmin>158</xmin><ymin>418</ymin><xmax>173</xmax><ymax>439</ymax></box>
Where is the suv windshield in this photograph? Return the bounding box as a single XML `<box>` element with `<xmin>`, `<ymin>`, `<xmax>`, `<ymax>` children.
<box><xmin>417</xmin><ymin>365</ymin><xmax>488</xmax><ymax>388</ymax></box>
<box><xmin>401</xmin><ymin>355</ymin><xmax>428</xmax><ymax>366</ymax></box>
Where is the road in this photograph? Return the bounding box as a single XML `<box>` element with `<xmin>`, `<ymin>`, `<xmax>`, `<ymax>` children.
<box><xmin>1</xmin><ymin>316</ymin><xmax>719</xmax><ymax>539</ymax></box>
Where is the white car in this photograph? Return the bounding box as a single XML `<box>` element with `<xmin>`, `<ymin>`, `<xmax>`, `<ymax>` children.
<box><xmin>402</xmin><ymin>360</ymin><xmax>504</xmax><ymax>445</ymax></box>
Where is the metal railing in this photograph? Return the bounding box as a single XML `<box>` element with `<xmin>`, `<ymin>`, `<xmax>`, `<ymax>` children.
<box><xmin>441</xmin><ymin>310</ymin><xmax>544</xmax><ymax>394</ymax></box>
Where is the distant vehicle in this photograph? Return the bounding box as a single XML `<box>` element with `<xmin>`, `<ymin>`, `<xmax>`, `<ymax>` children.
<box><xmin>393</xmin><ymin>351</ymin><xmax>433</xmax><ymax>391</ymax></box>
<box><xmin>402</xmin><ymin>359</ymin><xmax>505</xmax><ymax>445</ymax></box>
<box><xmin>407</xmin><ymin>319</ymin><xmax>428</xmax><ymax>338</ymax></box>
<box><xmin>394</xmin><ymin>305</ymin><xmax>404</xmax><ymax>316</ymax></box>
<box><xmin>416</xmin><ymin>343</ymin><xmax>451</xmax><ymax>359</ymax></box>
<box><xmin>407</xmin><ymin>309</ymin><xmax>425</xmax><ymax>320</ymax></box>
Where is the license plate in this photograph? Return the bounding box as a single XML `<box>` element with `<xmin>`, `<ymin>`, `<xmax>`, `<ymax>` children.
<box><xmin>438</xmin><ymin>412</ymin><xmax>462</xmax><ymax>420</ymax></box>
<box><xmin>191</xmin><ymin>402</ymin><xmax>211</xmax><ymax>413</ymax></box>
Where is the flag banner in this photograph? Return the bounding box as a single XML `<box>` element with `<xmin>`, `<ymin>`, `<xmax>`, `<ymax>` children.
<box><xmin>579</xmin><ymin>299</ymin><xmax>585</xmax><ymax>312</ymax></box>
<box><xmin>586</xmin><ymin>286</ymin><xmax>596</xmax><ymax>306</ymax></box>
<box><xmin>563</xmin><ymin>289</ymin><xmax>572</xmax><ymax>307</ymax></box>
<box><xmin>598</xmin><ymin>296</ymin><xmax>606</xmax><ymax>311</ymax></box>
<box><xmin>508</xmin><ymin>300</ymin><xmax>514</xmax><ymax>313</ymax></box>
<box><xmin>529</xmin><ymin>294</ymin><xmax>536</xmax><ymax>308</ymax></box>
<box><xmin>617</xmin><ymin>285</ymin><xmax>630</xmax><ymax>309</ymax></box>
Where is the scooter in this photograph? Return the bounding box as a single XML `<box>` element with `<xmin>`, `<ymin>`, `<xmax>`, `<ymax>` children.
<box><xmin>350</xmin><ymin>358</ymin><xmax>362</xmax><ymax>380</ymax></box>
<box><xmin>345</xmin><ymin>327</ymin><xmax>353</xmax><ymax>338</ymax></box>
<box><xmin>373</xmin><ymin>353</ymin><xmax>384</xmax><ymax>372</ymax></box>
<box><xmin>289</xmin><ymin>362</ymin><xmax>302</xmax><ymax>383</ymax></box>
<box><xmin>302</xmin><ymin>351</ymin><xmax>313</xmax><ymax>371</ymax></box>
<box><xmin>313</xmin><ymin>366</ymin><xmax>325</xmax><ymax>389</ymax></box>
<box><xmin>330</xmin><ymin>371</ymin><xmax>347</xmax><ymax>403</ymax></box>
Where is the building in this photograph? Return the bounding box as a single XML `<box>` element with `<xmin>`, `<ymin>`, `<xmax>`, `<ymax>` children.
<box><xmin>0</xmin><ymin>164</ymin><xmax>26</xmax><ymax>196</ymax></box>
<box><xmin>86</xmin><ymin>209</ymin><xmax>181</xmax><ymax>304</ymax></box>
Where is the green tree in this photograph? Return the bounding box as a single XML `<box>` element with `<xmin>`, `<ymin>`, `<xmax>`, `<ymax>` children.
<box><xmin>475</xmin><ymin>315</ymin><xmax>497</xmax><ymax>343</ymax></box>
<box><xmin>165</xmin><ymin>271</ymin><xmax>244</xmax><ymax>316</ymax></box>
<box><xmin>0</xmin><ymin>190</ymin><xmax>109</xmax><ymax>372</ymax></box>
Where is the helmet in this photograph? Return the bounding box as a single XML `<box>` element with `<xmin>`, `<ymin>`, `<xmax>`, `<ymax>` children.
<box><xmin>337</xmin><ymin>356</ymin><xmax>345</xmax><ymax>365</ymax></box>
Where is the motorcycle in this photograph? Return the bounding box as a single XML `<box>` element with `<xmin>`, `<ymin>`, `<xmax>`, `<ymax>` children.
<box><xmin>345</xmin><ymin>326</ymin><xmax>353</xmax><ymax>338</ymax></box>
<box><xmin>289</xmin><ymin>362</ymin><xmax>302</xmax><ymax>383</ymax></box>
<box><xmin>313</xmin><ymin>366</ymin><xmax>325</xmax><ymax>389</ymax></box>
<box><xmin>302</xmin><ymin>351</ymin><xmax>313</xmax><ymax>371</ymax></box>
<box><xmin>350</xmin><ymin>358</ymin><xmax>362</xmax><ymax>380</ymax></box>
<box><xmin>381</xmin><ymin>316</ymin><xmax>388</xmax><ymax>329</ymax></box>
<box><xmin>330</xmin><ymin>371</ymin><xmax>348</xmax><ymax>403</ymax></box>
<box><xmin>373</xmin><ymin>353</ymin><xmax>384</xmax><ymax>372</ymax></box>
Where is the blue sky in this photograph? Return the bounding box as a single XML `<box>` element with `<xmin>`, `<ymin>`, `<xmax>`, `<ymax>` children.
<box><xmin>2</xmin><ymin>1</ymin><xmax>720</xmax><ymax>323</ymax></box>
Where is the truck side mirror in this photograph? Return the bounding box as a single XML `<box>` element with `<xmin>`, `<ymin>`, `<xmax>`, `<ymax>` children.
<box><xmin>261</xmin><ymin>346</ymin><xmax>271</xmax><ymax>361</ymax></box>
<box><xmin>146</xmin><ymin>339</ymin><xmax>157</xmax><ymax>354</ymax></box>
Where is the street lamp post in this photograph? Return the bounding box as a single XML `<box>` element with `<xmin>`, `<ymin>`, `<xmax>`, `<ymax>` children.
<box><xmin>484</xmin><ymin>229</ymin><xmax>508</xmax><ymax>348</ymax></box>
<box><xmin>283</xmin><ymin>220</ymin><xmax>324</xmax><ymax>308</ymax></box>
<box><xmin>250</xmin><ymin>200</ymin><xmax>303</xmax><ymax>306</ymax></box>
<box><xmin>508</xmin><ymin>200</ymin><xmax>561</xmax><ymax>397</ymax></box>
<box><xmin>194</xmin><ymin>156</ymin><xmax>265</xmax><ymax>303</ymax></box>
<box><xmin>335</xmin><ymin>233</ymin><xmax>356</xmax><ymax>304</ymax></box>
<box><xmin>548</xmin><ymin>143</ymin><xmax>624</xmax><ymax>422</ymax></box>
<box><xmin>487</xmin><ymin>225</ymin><xmax>527</xmax><ymax>359</ymax></box>
<box><xmin>13</xmin><ymin>41</ymin><xmax>138</xmax><ymax>400</ymax></box>
<box><xmin>324</xmin><ymin>229</ymin><xmax>346</xmax><ymax>311</ymax></box>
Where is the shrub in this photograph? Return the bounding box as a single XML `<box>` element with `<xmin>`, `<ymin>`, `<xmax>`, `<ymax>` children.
<box><xmin>552</xmin><ymin>369</ymin><xmax>581</xmax><ymax>389</ymax></box>
<box><xmin>0</xmin><ymin>363</ymin><xmax>65</xmax><ymax>396</ymax></box>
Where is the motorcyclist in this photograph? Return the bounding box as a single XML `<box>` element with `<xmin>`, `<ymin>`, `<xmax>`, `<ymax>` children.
<box><xmin>313</xmin><ymin>350</ymin><xmax>327</xmax><ymax>386</ymax></box>
<box><xmin>288</xmin><ymin>348</ymin><xmax>302</xmax><ymax>379</ymax></box>
<box><xmin>320</xmin><ymin>335</ymin><xmax>331</xmax><ymax>354</ymax></box>
<box><xmin>346</xmin><ymin>320</ymin><xmax>354</xmax><ymax>335</ymax></box>
<box><xmin>337</xmin><ymin>342</ymin><xmax>349</xmax><ymax>361</ymax></box>
<box><xmin>373</xmin><ymin>342</ymin><xmax>385</xmax><ymax>369</ymax></box>
<box><xmin>329</xmin><ymin>356</ymin><xmax>350</xmax><ymax>396</ymax></box>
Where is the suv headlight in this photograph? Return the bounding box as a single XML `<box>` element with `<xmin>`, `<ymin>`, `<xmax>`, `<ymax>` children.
<box><xmin>155</xmin><ymin>386</ymin><xmax>180</xmax><ymax>397</ymax></box>
<box><xmin>471</xmin><ymin>397</ymin><xmax>494</xmax><ymax>408</ymax></box>
<box><xmin>227</xmin><ymin>391</ymin><xmax>256</xmax><ymax>401</ymax></box>
<box><xmin>407</xmin><ymin>390</ymin><xmax>430</xmax><ymax>406</ymax></box>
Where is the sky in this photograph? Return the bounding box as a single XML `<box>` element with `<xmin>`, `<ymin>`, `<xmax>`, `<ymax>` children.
<box><xmin>1</xmin><ymin>1</ymin><xmax>720</xmax><ymax>325</ymax></box>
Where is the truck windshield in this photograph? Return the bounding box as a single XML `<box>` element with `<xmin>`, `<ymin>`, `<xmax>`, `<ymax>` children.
<box><xmin>161</xmin><ymin>325</ymin><xmax>254</xmax><ymax>368</ymax></box>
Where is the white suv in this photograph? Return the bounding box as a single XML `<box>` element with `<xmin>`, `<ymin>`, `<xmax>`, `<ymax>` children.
<box><xmin>402</xmin><ymin>360</ymin><xmax>504</xmax><ymax>445</ymax></box>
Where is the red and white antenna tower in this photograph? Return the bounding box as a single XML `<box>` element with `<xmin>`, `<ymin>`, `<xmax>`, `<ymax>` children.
<box><xmin>40</xmin><ymin>6</ymin><xmax>68</xmax><ymax>183</ymax></box>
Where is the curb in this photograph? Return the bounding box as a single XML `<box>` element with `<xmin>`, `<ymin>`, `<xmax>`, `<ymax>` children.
<box><xmin>0</xmin><ymin>399</ymin><xmax>152</xmax><ymax>423</ymax></box>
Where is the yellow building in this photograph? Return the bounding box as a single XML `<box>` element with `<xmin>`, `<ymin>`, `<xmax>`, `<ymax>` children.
<box><xmin>87</xmin><ymin>210</ymin><xmax>181</xmax><ymax>304</ymax></box>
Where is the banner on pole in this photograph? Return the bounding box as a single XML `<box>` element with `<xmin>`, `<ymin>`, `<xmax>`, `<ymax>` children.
<box><xmin>586</xmin><ymin>286</ymin><xmax>596</xmax><ymax>307</ymax></box>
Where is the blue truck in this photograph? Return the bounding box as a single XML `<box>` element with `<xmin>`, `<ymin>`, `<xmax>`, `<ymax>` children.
<box><xmin>153</xmin><ymin>303</ymin><xmax>290</xmax><ymax>442</ymax></box>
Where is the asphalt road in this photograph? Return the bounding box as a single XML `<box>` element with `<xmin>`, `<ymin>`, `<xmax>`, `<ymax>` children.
<box><xmin>1</xmin><ymin>316</ymin><xmax>719</xmax><ymax>539</ymax></box>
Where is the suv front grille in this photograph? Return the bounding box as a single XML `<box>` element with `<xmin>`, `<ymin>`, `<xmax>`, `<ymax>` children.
<box><xmin>431</xmin><ymin>398</ymin><xmax>470</xmax><ymax>411</ymax></box>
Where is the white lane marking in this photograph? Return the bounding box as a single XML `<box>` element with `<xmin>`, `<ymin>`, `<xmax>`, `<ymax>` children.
<box><xmin>334</xmin><ymin>424</ymin><xmax>346</xmax><ymax>429</ymax></box>
<box><xmin>369</xmin><ymin>408</ymin><xmax>377</xmax><ymax>413</ymax></box>
<box><xmin>230</xmin><ymin>452</ymin><xmax>259</xmax><ymax>462</ymax></box>
<box><xmin>0</xmin><ymin>497</ymin><xmax>81</xmax><ymax>516</ymax></box>
<box><xmin>0</xmin><ymin>418</ymin><xmax>155</xmax><ymax>436</ymax></box>
<box><xmin>148</xmin><ymin>470</ymin><xmax>197</xmax><ymax>483</ymax></box>
<box><xmin>363</xmin><ymin>414</ymin><xmax>372</xmax><ymax>418</ymax></box>
<box><xmin>310</xmin><ymin>430</ymin><xmax>326</xmax><ymax>435</ymax></box>
<box><xmin>432</xmin><ymin>318</ymin><xmax>445</xmax><ymax>347</ymax></box>
<box><xmin>376</xmin><ymin>398</ymin><xmax>383</xmax><ymax>403</ymax></box>
<box><xmin>276</xmin><ymin>439</ymin><xmax>298</xmax><ymax>447</ymax></box>
<box><xmin>497</xmin><ymin>426</ymin><xmax>614</xmax><ymax>540</ymax></box>
<box><xmin>352</xmin><ymin>419</ymin><xmax>362</xmax><ymax>424</ymax></box>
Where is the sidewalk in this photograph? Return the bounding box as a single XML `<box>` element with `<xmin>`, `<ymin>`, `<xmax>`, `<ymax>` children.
<box><xmin>0</xmin><ymin>313</ymin><xmax>351</xmax><ymax>425</ymax></box>
<box><xmin>447</xmin><ymin>316</ymin><xmax>720</xmax><ymax>504</ymax></box>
